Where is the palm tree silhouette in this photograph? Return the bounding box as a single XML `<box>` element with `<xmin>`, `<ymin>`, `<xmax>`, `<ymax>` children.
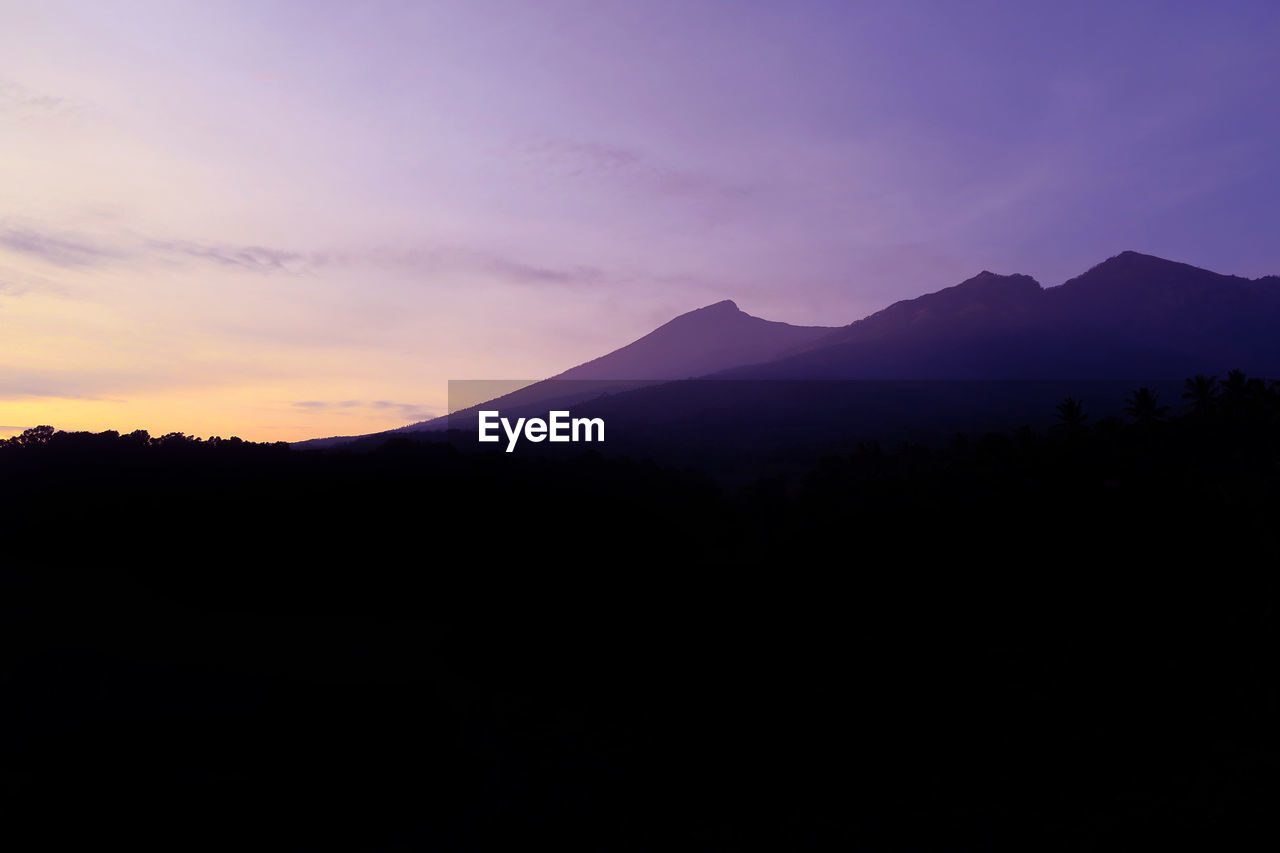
<box><xmin>1053</xmin><ymin>397</ymin><xmax>1088</xmax><ymax>435</ymax></box>
<box><xmin>1123</xmin><ymin>387</ymin><xmax>1169</xmax><ymax>425</ymax></box>
<box><xmin>1181</xmin><ymin>375</ymin><xmax>1219</xmax><ymax>416</ymax></box>
<box><xmin>1220</xmin><ymin>368</ymin><xmax>1250</xmax><ymax>413</ymax></box>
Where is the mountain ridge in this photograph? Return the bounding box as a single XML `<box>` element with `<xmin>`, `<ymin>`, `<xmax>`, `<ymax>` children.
<box><xmin>294</xmin><ymin>250</ymin><xmax>1279</xmax><ymax>448</ymax></box>
<box><xmin>721</xmin><ymin>250</ymin><xmax>1280</xmax><ymax>381</ymax></box>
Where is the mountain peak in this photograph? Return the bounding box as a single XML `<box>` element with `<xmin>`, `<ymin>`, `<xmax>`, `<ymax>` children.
<box><xmin>1058</xmin><ymin>251</ymin><xmax>1237</xmax><ymax>294</ymax></box>
<box><xmin>1083</xmin><ymin>250</ymin><xmax>1200</xmax><ymax>276</ymax></box>
<box><xmin>552</xmin><ymin>298</ymin><xmax>834</xmax><ymax>381</ymax></box>
<box><xmin>952</xmin><ymin>269</ymin><xmax>1042</xmax><ymax>295</ymax></box>
<box><xmin>1111</xmin><ymin>250</ymin><xmax>1168</xmax><ymax>264</ymax></box>
<box><xmin>661</xmin><ymin>299</ymin><xmax>745</xmax><ymax>328</ymax></box>
<box><xmin>692</xmin><ymin>299</ymin><xmax>740</xmax><ymax>314</ymax></box>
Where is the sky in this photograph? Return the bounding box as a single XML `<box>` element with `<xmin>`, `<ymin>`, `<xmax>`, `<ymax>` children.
<box><xmin>3</xmin><ymin>0</ymin><xmax>1279</xmax><ymax>441</ymax></box>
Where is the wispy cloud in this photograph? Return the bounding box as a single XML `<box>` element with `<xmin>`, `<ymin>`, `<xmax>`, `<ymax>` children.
<box><xmin>293</xmin><ymin>400</ymin><xmax>356</xmax><ymax>409</ymax></box>
<box><xmin>0</xmin><ymin>224</ymin><xmax>123</xmax><ymax>268</ymax></box>
<box><xmin>155</xmin><ymin>240</ymin><xmax>612</xmax><ymax>287</ymax></box>
<box><xmin>371</xmin><ymin>400</ymin><xmax>439</xmax><ymax>420</ymax></box>
<box><xmin>292</xmin><ymin>399</ymin><xmax>439</xmax><ymax>422</ymax></box>
<box><xmin>148</xmin><ymin>239</ymin><xmax>314</xmax><ymax>273</ymax></box>
<box><xmin>0</xmin><ymin>379</ymin><xmax>123</xmax><ymax>402</ymax></box>
<box><xmin>0</xmin><ymin>79</ymin><xmax>84</xmax><ymax>119</ymax></box>
<box><xmin>449</xmin><ymin>249</ymin><xmax>608</xmax><ymax>287</ymax></box>
<box><xmin>0</xmin><ymin>271</ymin><xmax>70</xmax><ymax>299</ymax></box>
<box><xmin>525</xmin><ymin>139</ymin><xmax>643</xmax><ymax>179</ymax></box>
<box><xmin>0</xmin><ymin>274</ymin><xmax>27</xmax><ymax>297</ymax></box>
<box><xmin>0</xmin><ymin>361</ymin><xmax>260</xmax><ymax>402</ymax></box>
<box><xmin>520</xmin><ymin>136</ymin><xmax>756</xmax><ymax>204</ymax></box>
<box><xmin>2</xmin><ymin>220</ymin><xmax>612</xmax><ymax>288</ymax></box>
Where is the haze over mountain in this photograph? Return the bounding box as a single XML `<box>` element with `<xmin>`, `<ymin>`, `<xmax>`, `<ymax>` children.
<box><xmin>296</xmin><ymin>251</ymin><xmax>1280</xmax><ymax>450</ymax></box>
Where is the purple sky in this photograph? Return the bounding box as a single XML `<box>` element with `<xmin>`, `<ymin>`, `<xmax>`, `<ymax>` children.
<box><xmin>3</xmin><ymin>0</ymin><xmax>1278</xmax><ymax>439</ymax></box>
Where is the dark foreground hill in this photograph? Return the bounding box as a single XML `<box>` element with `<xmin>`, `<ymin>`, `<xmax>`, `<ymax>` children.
<box><xmin>4</xmin><ymin>382</ymin><xmax>1278</xmax><ymax>849</ymax></box>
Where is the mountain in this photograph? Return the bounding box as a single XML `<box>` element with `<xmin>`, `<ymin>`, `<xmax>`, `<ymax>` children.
<box><xmin>1047</xmin><ymin>251</ymin><xmax>1280</xmax><ymax>357</ymax></box>
<box><xmin>292</xmin><ymin>300</ymin><xmax>834</xmax><ymax>449</ymax></box>
<box><xmin>723</xmin><ymin>252</ymin><xmax>1280</xmax><ymax>380</ymax></box>
<box><xmin>552</xmin><ymin>299</ymin><xmax>834</xmax><ymax>380</ymax></box>
<box><xmin>295</xmin><ymin>251</ymin><xmax>1280</xmax><ymax>453</ymax></box>
<box><xmin>792</xmin><ymin>269</ymin><xmax>1045</xmax><ymax>354</ymax></box>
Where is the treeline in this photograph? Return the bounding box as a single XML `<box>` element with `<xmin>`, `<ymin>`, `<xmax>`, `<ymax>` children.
<box><xmin>2</xmin><ymin>423</ymin><xmax>285</xmax><ymax>451</ymax></box>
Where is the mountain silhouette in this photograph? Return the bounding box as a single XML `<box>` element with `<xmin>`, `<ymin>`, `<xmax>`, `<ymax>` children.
<box><xmin>792</xmin><ymin>269</ymin><xmax>1044</xmax><ymax>355</ymax></box>
<box><xmin>293</xmin><ymin>300</ymin><xmax>833</xmax><ymax>448</ymax></box>
<box><xmin>722</xmin><ymin>251</ymin><xmax>1280</xmax><ymax>380</ymax></box>
<box><xmin>296</xmin><ymin>251</ymin><xmax>1279</xmax><ymax>450</ymax></box>
<box><xmin>553</xmin><ymin>299</ymin><xmax>834</xmax><ymax>380</ymax></box>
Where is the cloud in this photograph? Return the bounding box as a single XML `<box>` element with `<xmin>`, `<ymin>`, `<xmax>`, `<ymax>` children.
<box><xmin>1</xmin><ymin>261</ymin><xmax>76</xmax><ymax>300</ymax></box>
<box><xmin>0</xmin><ymin>224</ymin><xmax>124</xmax><ymax>268</ymax></box>
<box><xmin>0</xmin><ymin>276</ymin><xmax>24</xmax><ymax>297</ymax></box>
<box><xmin>461</xmin><ymin>251</ymin><xmax>607</xmax><ymax>287</ymax></box>
<box><xmin>0</xmin><ymin>360</ymin><xmax>268</xmax><ymax>402</ymax></box>
<box><xmin>520</xmin><ymin>136</ymin><xmax>757</xmax><ymax>205</ymax></box>
<box><xmin>301</xmin><ymin>245</ymin><xmax>610</xmax><ymax>287</ymax></box>
<box><xmin>292</xmin><ymin>399</ymin><xmax>440</xmax><ymax>422</ymax></box>
<box><xmin>519</xmin><ymin>137</ymin><xmax>757</xmax><ymax>207</ymax></box>
<box><xmin>148</xmin><ymin>239</ymin><xmax>314</xmax><ymax>273</ymax></box>
<box><xmin>526</xmin><ymin>139</ymin><xmax>643</xmax><ymax>178</ymax></box>
<box><xmin>293</xmin><ymin>400</ymin><xmax>360</xmax><ymax>409</ymax></box>
<box><xmin>0</xmin><ymin>380</ymin><xmax>122</xmax><ymax>402</ymax></box>
<box><xmin>2</xmin><ymin>219</ymin><xmax>612</xmax><ymax>290</ymax></box>
<box><xmin>144</xmin><ymin>236</ymin><xmax>609</xmax><ymax>288</ymax></box>
<box><xmin>0</xmin><ymin>79</ymin><xmax>83</xmax><ymax>119</ymax></box>
<box><xmin>371</xmin><ymin>400</ymin><xmax>440</xmax><ymax>421</ymax></box>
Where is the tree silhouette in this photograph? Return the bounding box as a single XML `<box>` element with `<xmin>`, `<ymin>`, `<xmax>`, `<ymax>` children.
<box><xmin>10</xmin><ymin>425</ymin><xmax>57</xmax><ymax>447</ymax></box>
<box><xmin>1220</xmin><ymin>368</ymin><xmax>1251</xmax><ymax>416</ymax></box>
<box><xmin>124</xmin><ymin>429</ymin><xmax>152</xmax><ymax>446</ymax></box>
<box><xmin>1053</xmin><ymin>397</ymin><xmax>1088</xmax><ymax>435</ymax></box>
<box><xmin>1181</xmin><ymin>375</ymin><xmax>1219</xmax><ymax>416</ymax></box>
<box><xmin>1124</xmin><ymin>387</ymin><xmax>1170</xmax><ymax>425</ymax></box>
